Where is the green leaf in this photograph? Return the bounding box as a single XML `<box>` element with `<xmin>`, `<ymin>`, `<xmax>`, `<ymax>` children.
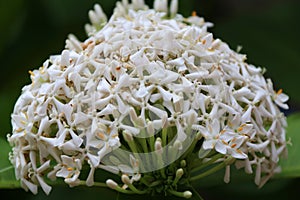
<box><xmin>0</xmin><ymin>137</ymin><xmax>20</xmax><ymax>188</ymax></box>
<box><xmin>277</xmin><ymin>113</ymin><xmax>300</xmax><ymax>178</ymax></box>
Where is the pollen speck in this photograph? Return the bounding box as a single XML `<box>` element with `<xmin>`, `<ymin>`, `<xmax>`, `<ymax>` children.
<box><xmin>67</xmin><ymin>167</ymin><xmax>73</xmax><ymax>171</ymax></box>
<box><xmin>277</xmin><ymin>89</ymin><xmax>283</xmax><ymax>95</ymax></box>
<box><xmin>222</xmin><ymin>140</ymin><xmax>228</xmax><ymax>145</ymax></box>
<box><xmin>97</xmin><ymin>132</ymin><xmax>106</xmax><ymax>140</ymax></box>
<box><xmin>237</xmin><ymin>127</ymin><xmax>243</xmax><ymax>132</ymax></box>
<box><xmin>28</xmin><ymin>70</ymin><xmax>34</xmax><ymax>76</ymax></box>
<box><xmin>236</xmin><ymin>149</ymin><xmax>243</xmax><ymax>154</ymax></box>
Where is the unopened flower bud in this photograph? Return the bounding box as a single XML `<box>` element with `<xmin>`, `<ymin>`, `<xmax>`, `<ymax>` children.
<box><xmin>123</xmin><ymin>131</ymin><xmax>133</xmax><ymax>142</ymax></box>
<box><xmin>176</xmin><ymin>168</ymin><xmax>184</xmax><ymax>179</ymax></box>
<box><xmin>121</xmin><ymin>174</ymin><xmax>131</xmax><ymax>185</ymax></box>
<box><xmin>183</xmin><ymin>191</ymin><xmax>192</xmax><ymax>199</ymax></box>
<box><xmin>155</xmin><ymin>138</ymin><xmax>163</xmax><ymax>154</ymax></box>
<box><xmin>106</xmin><ymin>179</ymin><xmax>118</xmax><ymax>189</ymax></box>
<box><xmin>180</xmin><ymin>160</ymin><xmax>186</xmax><ymax>167</ymax></box>
<box><xmin>170</xmin><ymin>0</ymin><xmax>178</xmax><ymax>16</ymax></box>
<box><xmin>154</xmin><ymin>0</ymin><xmax>168</xmax><ymax>12</ymax></box>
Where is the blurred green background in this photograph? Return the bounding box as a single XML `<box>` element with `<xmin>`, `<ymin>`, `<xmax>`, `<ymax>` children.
<box><xmin>0</xmin><ymin>0</ymin><xmax>299</xmax><ymax>199</ymax></box>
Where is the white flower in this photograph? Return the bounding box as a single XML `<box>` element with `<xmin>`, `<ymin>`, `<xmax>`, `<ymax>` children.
<box><xmin>223</xmin><ymin>136</ymin><xmax>248</xmax><ymax>159</ymax></box>
<box><xmin>56</xmin><ymin>155</ymin><xmax>82</xmax><ymax>186</ymax></box>
<box><xmin>8</xmin><ymin>0</ymin><xmax>289</xmax><ymax>196</ymax></box>
<box><xmin>196</xmin><ymin>119</ymin><xmax>222</xmax><ymax>150</ymax></box>
<box><xmin>16</xmin><ymin>151</ymin><xmax>52</xmax><ymax>195</ymax></box>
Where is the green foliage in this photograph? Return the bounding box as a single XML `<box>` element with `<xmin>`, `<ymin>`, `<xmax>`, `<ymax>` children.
<box><xmin>278</xmin><ymin>113</ymin><xmax>300</xmax><ymax>177</ymax></box>
<box><xmin>0</xmin><ymin>138</ymin><xmax>19</xmax><ymax>188</ymax></box>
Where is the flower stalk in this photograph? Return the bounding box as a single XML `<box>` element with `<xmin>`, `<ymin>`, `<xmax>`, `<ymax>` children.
<box><xmin>190</xmin><ymin>157</ymin><xmax>235</xmax><ymax>182</ymax></box>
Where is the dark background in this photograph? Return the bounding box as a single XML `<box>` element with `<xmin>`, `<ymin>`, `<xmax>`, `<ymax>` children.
<box><xmin>0</xmin><ymin>0</ymin><xmax>299</xmax><ymax>199</ymax></box>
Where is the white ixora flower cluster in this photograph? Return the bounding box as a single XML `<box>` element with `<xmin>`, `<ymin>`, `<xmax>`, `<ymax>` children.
<box><xmin>7</xmin><ymin>0</ymin><xmax>289</xmax><ymax>198</ymax></box>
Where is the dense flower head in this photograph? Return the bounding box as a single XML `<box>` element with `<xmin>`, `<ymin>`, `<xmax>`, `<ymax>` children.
<box><xmin>7</xmin><ymin>0</ymin><xmax>289</xmax><ymax>198</ymax></box>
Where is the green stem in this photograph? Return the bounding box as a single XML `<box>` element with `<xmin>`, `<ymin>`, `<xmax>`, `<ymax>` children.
<box><xmin>162</xmin><ymin>128</ymin><xmax>167</xmax><ymax>147</ymax></box>
<box><xmin>189</xmin><ymin>157</ymin><xmax>234</xmax><ymax>182</ymax></box>
<box><xmin>0</xmin><ymin>165</ymin><xmax>13</xmax><ymax>173</ymax></box>
<box><xmin>126</xmin><ymin>182</ymin><xmax>148</xmax><ymax>195</ymax></box>
<box><xmin>125</xmin><ymin>135</ymin><xmax>146</xmax><ymax>172</ymax></box>
<box><xmin>137</xmin><ymin>136</ymin><xmax>151</xmax><ymax>170</ymax></box>
<box><xmin>149</xmin><ymin>180</ymin><xmax>163</xmax><ymax>187</ymax></box>
<box><xmin>168</xmin><ymin>189</ymin><xmax>184</xmax><ymax>197</ymax></box>
<box><xmin>146</xmin><ymin>134</ymin><xmax>157</xmax><ymax>174</ymax></box>
<box><xmin>168</xmin><ymin>189</ymin><xmax>191</xmax><ymax>198</ymax></box>
<box><xmin>180</xmin><ymin>136</ymin><xmax>197</xmax><ymax>160</ymax></box>
<box><xmin>156</xmin><ymin>152</ymin><xmax>166</xmax><ymax>179</ymax></box>
<box><xmin>190</xmin><ymin>153</ymin><xmax>224</xmax><ymax>174</ymax></box>
<box><xmin>180</xmin><ymin>127</ymin><xmax>201</xmax><ymax>160</ymax></box>
<box><xmin>79</xmin><ymin>180</ymin><xmax>107</xmax><ymax>187</ymax></box>
<box><xmin>148</xmin><ymin>134</ymin><xmax>155</xmax><ymax>152</ymax></box>
<box><xmin>137</xmin><ymin>137</ymin><xmax>148</xmax><ymax>153</ymax></box>
<box><xmin>127</xmin><ymin>139</ymin><xmax>139</xmax><ymax>153</ymax></box>
<box><xmin>172</xmin><ymin>169</ymin><xmax>183</xmax><ymax>186</ymax></box>
<box><xmin>160</xmin><ymin>168</ymin><xmax>166</xmax><ymax>179</ymax></box>
<box><xmin>167</xmin><ymin>146</ymin><xmax>176</xmax><ymax>171</ymax></box>
<box><xmin>140</xmin><ymin>178</ymin><xmax>151</xmax><ymax>187</ymax></box>
<box><xmin>114</xmin><ymin>186</ymin><xmax>135</xmax><ymax>194</ymax></box>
